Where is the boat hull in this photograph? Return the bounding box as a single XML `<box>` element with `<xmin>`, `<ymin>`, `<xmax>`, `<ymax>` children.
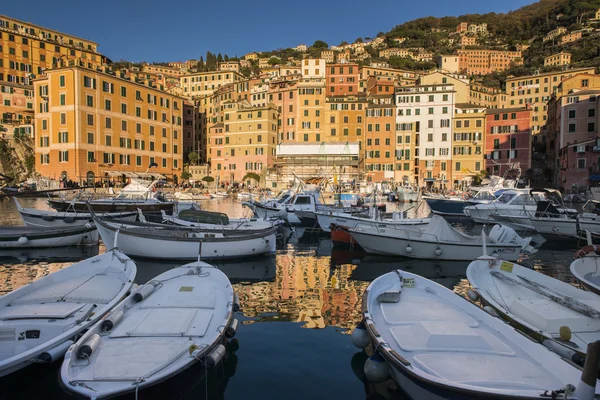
<box><xmin>96</xmin><ymin>223</ymin><xmax>277</xmax><ymax>260</ymax></box>
<box><xmin>330</xmin><ymin>223</ymin><xmax>360</xmax><ymax>247</ymax></box>
<box><xmin>18</xmin><ymin>210</ymin><xmax>137</xmax><ymax>228</ymax></box>
<box><xmin>425</xmin><ymin>198</ymin><xmax>472</xmax><ymax>216</ymax></box>
<box><xmin>349</xmin><ymin>230</ymin><xmax>521</xmax><ymax>261</ymax></box>
<box><xmin>530</xmin><ymin>217</ymin><xmax>578</xmax><ymax>237</ymax></box>
<box><xmin>490</xmin><ymin>214</ymin><xmax>534</xmax><ymax>231</ymax></box>
<box><xmin>48</xmin><ymin>199</ymin><xmax>174</xmax><ymax>213</ymax></box>
<box><xmin>0</xmin><ymin>226</ymin><xmax>99</xmax><ymax>248</ymax></box>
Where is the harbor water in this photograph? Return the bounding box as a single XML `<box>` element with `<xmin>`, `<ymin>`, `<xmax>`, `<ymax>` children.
<box><xmin>0</xmin><ymin>197</ymin><xmax>582</xmax><ymax>399</ymax></box>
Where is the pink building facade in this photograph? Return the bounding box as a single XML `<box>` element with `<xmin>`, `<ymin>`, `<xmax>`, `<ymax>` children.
<box><xmin>485</xmin><ymin>108</ymin><xmax>532</xmax><ymax>176</ymax></box>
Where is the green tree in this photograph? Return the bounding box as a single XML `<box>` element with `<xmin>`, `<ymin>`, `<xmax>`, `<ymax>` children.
<box><xmin>242</xmin><ymin>172</ymin><xmax>261</xmax><ymax>183</ymax></box>
<box><xmin>180</xmin><ymin>171</ymin><xmax>192</xmax><ymax>181</ymax></box>
<box><xmin>187</xmin><ymin>151</ymin><xmax>199</xmax><ymax>166</ymax></box>
<box><xmin>202</xmin><ymin>176</ymin><xmax>215</xmax><ymax>183</ymax></box>
<box><xmin>311</xmin><ymin>40</ymin><xmax>328</xmax><ymax>49</ymax></box>
<box><xmin>268</xmin><ymin>56</ymin><xmax>281</xmax><ymax>66</ymax></box>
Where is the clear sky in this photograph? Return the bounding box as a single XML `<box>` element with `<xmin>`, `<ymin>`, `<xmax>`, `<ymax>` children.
<box><xmin>3</xmin><ymin>0</ymin><xmax>536</xmax><ymax>62</ymax></box>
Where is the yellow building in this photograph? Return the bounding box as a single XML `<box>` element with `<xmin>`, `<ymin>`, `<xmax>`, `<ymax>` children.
<box><xmin>394</xmin><ymin>122</ymin><xmax>416</xmax><ymax>183</ymax></box>
<box><xmin>364</xmin><ymin>95</ymin><xmax>394</xmax><ymax>181</ymax></box>
<box><xmin>544</xmin><ymin>52</ymin><xmax>571</xmax><ymax>67</ymax></box>
<box><xmin>419</xmin><ymin>71</ymin><xmax>470</xmax><ymax>103</ymax></box>
<box><xmin>504</xmin><ymin>67</ymin><xmax>596</xmax><ymax>139</ymax></box>
<box><xmin>324</xmin><ymin>94</ymin><xmax>367</xmax><ymax>144</ymax></box>
<box><xmin>34</xmin><ymin>65</ymin><xmax>184</xmax><ymax>184</ymax></box>
<box><xmin>207</xmin><ymin>100</ymin><xmax>279</xmax><ymax>184</ymax></box>
<box><xmin>469</xmin><ymin>84</ymin><xmax>506</xmax><ymax>109</ymax></box>
<box><xmin>452</xmin><ymin>104</ymin><xmax>486</xmax><ymax>184</ymax></box>
<box><xmin>297</xmin><ymin>78</ymin><xmax>325</xmax><ymax>142</ymax></box>
<box><xmin>0</xmin><ymin>15</ymin><xmax>106</xmax><ymax>86</ymax></box>
<box><xmin>180</xmin><ymin>70</ymin><xmax>245</xmax><ymax>100</ymax></box>
<box><xmin>0</xmin><ymin>82</ymin><xmax>34</xmax><ymax>138</ymax></box>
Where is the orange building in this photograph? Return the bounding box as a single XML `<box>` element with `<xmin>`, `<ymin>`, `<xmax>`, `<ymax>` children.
<box><xmin>34</xmin><ymin>65</ymin><xmax>185</xmax><ymax>184</ymax></box>
<box><xmin>365</xmin><ymin>94</ymin><xmax>395</xmax><ymax>181</ymax></box>
<box><xmin>326</xmin><ymin>63</ymin><xmax>359</xmax><ymax>96</ymax></box>
<box><xmin>456</xmin><ymin>49</ymin><xmax>522</xmax><ymax>75</ymax></box>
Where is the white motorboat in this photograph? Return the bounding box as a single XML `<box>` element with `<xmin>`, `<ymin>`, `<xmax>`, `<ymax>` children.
<box><xmin>424</xmin><ymin>188</ymin><xmax>499</xmax><ymax>216</ymax></box>
<box><xmin>571</xmin><ymin>247</ymin><xmax>600</xmax><ymax>296</ymax></box>
<box><xmin>0</xmin><ymin>250</ymin><xmax>136</xmax><ymax>377</ymax></box>
<box><xmin>245</xmin><ymin>189</ymin><xmax>295</xmax><ymax>220</ymax></box>
<box><xmin>0</xmin><ymin>225</ymin><xmax>99</xmax><ymax>248</ymax></box>
<box><xmin>210</xmin><ymin>191</ymin><xmax>230</xmax><ymax>199</ymax></box>
<box><xmin>173</xmin><ymin>191</ymin><xmax>211</xmax><ymax>201</ymax></box>
<box><xmin>47</xmin><ymin>179</ymin><xmax>174</xmax><ymax>213</ymax></box>
<box><xmin>468</xmin><ymin>256</ymin><xmax>600</xmax><ymax>361</ymax></box>
<box><xmin>463</xmin><ymin>189</ymin><xmax>537</xmax><ymax>224</ymax></box>
<box><xmin>61</xmin><ymin>260</ymin><xmax>238</xmax><ymax>399</ymax></box>
<box><xmin>160</xmin><ymin>209</ymin><xmax>279</xmax><ymax>231</ymax></box>
<box><xmin>93</xmin><ymin>213</ymin><xmax>278</xmax><ymax>260</ymax></box>
<box><xmin>315</xmin><ymin>208</ymin><xmax>429</xmax><ymax>234</ymax></box>
<box><xmin>353</xmin><ymin>269</ymin><xmax>600</xmax><ymax>399</ymax></box>
<box><xmin>14</xmin><ymin>198</ymin><xmax>137</xmax><ymax>228</ymax></box>
<box><xmin>348</xmin><ymin>215</ymin><xmax>534</xmax><ymax>261</ymax></box>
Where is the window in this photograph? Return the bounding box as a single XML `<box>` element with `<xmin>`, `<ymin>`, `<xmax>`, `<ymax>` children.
<box><xmin>442</xmin><ymin>133</ymin><xmax>447</xmax><ymax>141</ymax></box>
<box><xmin>88</xmin><ymin>151</ymin><xmax>95</xmax><ymax>162</ymax></box>
<box><xmin>589</xmin><ymin>123</ymin><xmax>596</xmax><ymax>133</ymax></box>
<box><xmin>60</xmin><ymin>113</ymin><xmax>66</xmax><ymax>125</ymax></box>
<box><xmin>442</xmin><ymin>107</ymin><xmax>448</xmax><ymax>114</ymax></box>
<box><xmin>428</xmin><ymin>107</ymin><xmax>434</xmax><ymax>114</ymax></box>
<box><xmin>427</xmin><ymin>134</ymin><xmax>433</xmax><ymax>141</ymax></box>
<box><xmin>105</xmin><ymin>136</ymin><xmax>112</xmax><ymax>146</ymax></box>
<box><xmin>494</xmin><ymin>139</ymin><xmax>500</xmax><ymax>149</ymax></box>
<box><xmin>59</xmin><ymin>150</ymin><xmax>69</xmax><ymax>162</ymax></box>
<box><xmin>59</xmin><ymin>94</ymin><xmax>66</xmax><ymax>105</ymax></box>
<box><xmin>121</xmin><ymin>120</ymin><xmax>127</xmax><ymax>131</ymax></box>
<box><xmin>121</xmin><ymin>104</ymin><xmax>127</xmax><ymax>114</ymax></box>
<box><xmin>427</xmin><ymin>120</ymin><xmax>434</xmax><ymax>128</ymax></box>
<box><xmin>569</xmin><ymin>110</ymin><xmax>576</xmax><ymax>119</ymax></box>
<box><xmin>589</xmin><ymin>109</ymin><xmax>596</xmax><ymax>118</ymax></box>
<box><xmin>86</xmin><ymin>95</ymin><xmax>93</xmax><ymax>107</ymax></box>
<box><xmin>105</xmin><ymin>99</ymin><xmax>111</xmax><ymax>111</ymax></box>
<box><xmin>59</xmin><ymin>75</ymin><xmax>65</xmax><ymax>87</ymax></box>
<box><xmin>578</xmin><ymin>158</ymin><xmax>586</xmax><ymax>169</ymax></box>
<box><xmin>58</xmin><ymin>131</ymin><xmax>68</xmax><ymax>143</ymax></box>
<box><xmin>121</xmin><ymin>86</ymin><xmax>127</xmax><ymax>97</ymax></box>
<box><xmin>39</xmin><ymin>136</ymin><xmax>49</xmax><ymax>147</ymax></box>
<box><xmin>87</xmin><ymin>132</ymin><xmax>94</xmax><ymax>144</ymax></box>
<box><xmin>568</xmin><ymin>123</ymin><xmax>576</xmax><ymax>133</ymax></box>
<box><xmin>303</xmin><ymin>134</ymin><xmax>309</xmax><ymax>141</ymax></box>
<box><xmin>441</xmin><ymin>162</ymin><xmax>446</xmax><ymax>171</ymax></box>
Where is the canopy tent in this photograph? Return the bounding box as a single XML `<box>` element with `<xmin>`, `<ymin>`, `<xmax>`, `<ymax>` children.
<box><xmin>102</xmin><ymin>171</ymin><xmax>167</xmax><ymax>180</ymax></box>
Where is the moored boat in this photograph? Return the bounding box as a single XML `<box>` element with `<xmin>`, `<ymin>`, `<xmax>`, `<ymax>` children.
<box><xmin>571</xmin><ymin>247</ymin><xmax>600</xmax><ymax>296</ymax></box>
<box><xmin>353</xmin><ymin>269</ymin><xmax>600</xmax><ymax>399</ymax></box>
<box><xmin>0</xmin><ymin>225</ymin><xmax>98</xmax><ymax>248</ymax></box>
<box><xmin>0</xmin><ymin>249</ymin><xmax>137</xmax><ymax>378</ymax></box>
<box><xmin>468</xmin><ymin>256</ymin><xmax>600</xmax><ymax>361</ymax></box>
<box><xmin>61</xmin><ymin>260</ymin><xmax>238</xmax><ymax>399</ymax></box>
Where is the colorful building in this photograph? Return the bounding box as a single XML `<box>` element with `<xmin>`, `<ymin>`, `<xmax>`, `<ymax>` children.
<box><xmin>325</xmin><ymin>63</ymin><xmax>359</xmax><ymax>96</ymax></box>
<box><xmin>544</xmin><ymin>52</ymin><xmax>571</xmax><ymax>67</ymax></box>
<box><xmin>33</xmin><ymin>65</ymin><xmax>185</xmax><ymax>184</ymax></box>
<box><xmin>364</xmin><ymin>94</ymin><xmax>395</xmax><ymax>181</ymax></box>
<box><xmin>484</xmin><ymin>108</ymin><xmax>532</xmax><ymax>176</ymax></box>
<box><xmin>456</xmin><ymin>49</ymin><xmax>522</xmax><ymax>75</ymax></box>
<box><xmin>453</xmin><ymin>104</ymin><xmax>486</xmax><ymax>184</ymax></box>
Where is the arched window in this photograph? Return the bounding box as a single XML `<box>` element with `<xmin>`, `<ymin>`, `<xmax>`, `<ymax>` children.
<box><xmin>86</xmin><ymin>171</ymin><xmax>95</xmax><ymax>186</ymax></box>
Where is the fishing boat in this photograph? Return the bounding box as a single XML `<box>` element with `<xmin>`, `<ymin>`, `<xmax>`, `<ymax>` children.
<box><xmin>571</xmin><ymin>247</ymin><xmax>600</xmax><ymax>296</ymax></box>
<box><xmin>0</xmin><ymin>225</ymin><xmax>98</xmax><ymax>248</ymax></box>
<box><xmin>61</xmin><ymin>260</ymin><xmax>238</xmax><ymax>399</ymax></box>
<box><xmin>93</xmin><ymin>212</ymin><xmax>278</xmax><ymax>260</ymax></box>
<box><xmin>348</xmin><ymin>215</ymin><xmax>534</xmax><ymax>261</ymax></box>
<box><xmin>352</xmin><ymin>269</ymin><xmax>600</xmax><ymax>400</ymax></box>
<box><xmin>210</xmin><ymin>192</ymin><xmax>230</xmax><ymax>199</ymax></box>
<box><xmin>0</xmin><ymin>249</ymin><xmax>136</xmax><ymax>378</ymax></box>
<box><xmin>14</xmin><ymin>198</ymin><xmax>137</xmax><ymax>228</ymax></box>
<box><xmin>245</xmin><ymin>189</ymin><xmax>295</xmax><ymax>220</ymax></box>
<box><xmin>160</xmin><ymin>209</ymin><xmax>280</xmax><ymax>231</ymax></box>
<box><xmin>467</xmin><ymin>256</ymin><xmax>600</xmax><ymax>361</ymax></box>
<box><xmin>47</xmin><ymin>179</ymin><xmax>174</xmax><ymax>213</ymax></box>
<box><xmin>173</xmin><ymin>191</ymin><xmax>211</xmax><ymax>201</ymax></box>
<box><xmin>423</xmin><ymin>188</ymin><xmax>499</xmax><ymax>216</ymax></box>
<box><xmin>315</xmin><ymin>206</ymin><xmax>429</xmax><ymax>234</ymax></box>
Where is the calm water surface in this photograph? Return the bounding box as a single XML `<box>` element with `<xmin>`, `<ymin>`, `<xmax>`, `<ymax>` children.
<box><xmin>0</xmin><ymin>197</ymin><xmax>581</xmax><ymax>399</ymax></box>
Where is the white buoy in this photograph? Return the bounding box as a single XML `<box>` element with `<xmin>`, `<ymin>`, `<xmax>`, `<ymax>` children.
<box><xmin>435</xmin><ymin>247</ymin><xmax>442</xmax><ymax>256</ymax></box>
<box><xmin>77</xmin><ymin>334</ymin><xmax>101</xmax><ymax>359</ymax></box>
<box><xmin>467</xmin><ymin>289</ymin><xmax>479</xmax><ymax>302</ymax></box>
<box><xmin>101</xmin><ymin>309</ymin><xmax>124</xmax><ymax>331</ymax></box>
<box><xmin>38</xmin><ymin>340</ymin><xmax>74</xmax><ymax>363</ymax></box>
<box><xmin>405</xmin><ymin>245</ymin><xmax>412</xmax><ymax>254</ymax></box>
<box><xmin>542</xmin><ymin>339</ymin><xmax>582</xmax><ymax>364</ymax></box>
<box><xmin>483</xmin><ymin>306</ymin><xmax>499</xmax><ymax>317</ymax></box>
<box><xmin>351</xmin><ymin>321</ymin><xmax>370</xmax><ymax>349</ymax></box>
<box><xmin>17</xmin><ymin>236</ymin><xmax>28</xmax><ymax>245</ymax></box>
<box><xmin>226</xmin><ymin>318</ymin><xmax>238</xmax><ymax>338</ymax></box>
<box><xmin>364</xmin><ymin>352</ymin><xmax>389</xmax><ymax>383</ymax></box>
<box><xmin>133</xmin><ymin>284</ymin><xmax>155</xmax><ymax>302</ymax></box>
<box><xmin>204</xmin><ymin>344</ymin><xmax>226</xmax><ymax>368</ymax></box>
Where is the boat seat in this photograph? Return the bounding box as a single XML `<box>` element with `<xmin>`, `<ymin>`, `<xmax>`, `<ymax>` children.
<box><xmin>509</xmin><ymin>299</ymin><xmax>600</xmax><ymax>334</ymax></box>
<box><xmin>91</xmin><ymin>339</ymin><xmax>189</xmax><ymax>380</ymax></box>
<box><xmin>389</xmin><ymin>321</ymin><xmax>515</xmax><ymax>356</ymax></box>
<box><xmin>110</xmin><ymin>308</ymin><xmax>214</xmax><ymax>338</ymax></box>
<box><xmin>0</xmin><ymin>303</ymin><xmax>86</xmax><ymax>320</ymax></box>
<box><xmin>411</xmin><ymin>353</ymin><xmax>558</xmax><ymax>389</ymax></box>
<box><xmin>140</xmin><ymin>283</ymin><xmax>216</xmax><ymax>310</ymax></box>
<box><xmin>11</xmin><ymin>275</ymin><xmax>92</xmax><ymax>305</ymax></box>
<box><xmin>63</xmin><ymin>275</ymin><xmax>125</xmax><ymax>303</ymax></box>
<box><xmin>380</xmin><ymin>292</ymin><xmax>478</xmax><ymax>327</ymax></box>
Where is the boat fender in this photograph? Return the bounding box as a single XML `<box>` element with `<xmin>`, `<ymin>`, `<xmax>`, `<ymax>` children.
<box><xmin>575</xmin><ymin>245</ymin><xmax>600</xmax><ymax>259</ymax></box>
<box><xmin>466</xmin><ymin>289</ymin><xmax>479</xmax><ymax>302</ymax></box>
<box><xmin>101</xmin><ymin>309</ymin><xmax>124</xmax><ymax>331</ymax></box>
<box><xmin>351</xmin><ymin>321</ymin><xmax>370</xmax><ymax>349</ymax></box>
<box><xmin>226</xmin><ymin>318</ymin><xmax>238</xmax><ymax>338</ymax></box>
<box><xmin>38</xmin><ymin>340</ymin><xmax>74</xmax><ymax>363</ymax></box>
<box><xmin>350</xmin><ymin>352</ymin><xmax>369</xmax><ymax>381</ymax></box>
<box><xmin>483</xmin><ymin>306</ymin><xmax>499</xmax><ymax>318</ymax></box>
<box><xmin>204</xmin><ymin>344</ymin><xmax>226</xmax><ymax>368</ymax></box>
<box><xmin>41</xmin><ymin>215</ymin><xmax>55</xmax><ymax>221</ymax></box>
<box><xmin>405</xmin><ymin>245</ymin><xmax>412</xmax><ymax>254</ymax></box>
<box><xmin>77</xmin><ymin>333</ymin><xmax>101</xmax><ymax>359</ymax></box>
<box><xmin>17</xmin><ymin>236</ymin><xmax>28</xmax><ymax>245</ymax></box>
<box><xmin>64</xmin><ymin>217</ymin><xmax>75</xmax><ymax>224</ymax></box>
<box><xmin>133</xmin><ymin>284</ymin><xmax>155</xmax><ymax>302</ymax></box>
<box><xmin>542</xmin><ymin>339</ymin><xmax>582</xmax><ymax>364</ymax></box>
<box><xmin>364</xmin><ymin>352</ymin><xmax>389</xmax><ymax>383</ymax></box>
<box><xmin>232</xmin><ymin>293</ymin><xmax>240</xmax><ymax>312</ymax></box>
<box><xmin>435</xmin><ymin>247</ymin><xmax>442</xmax><ymax>257</ymax></box>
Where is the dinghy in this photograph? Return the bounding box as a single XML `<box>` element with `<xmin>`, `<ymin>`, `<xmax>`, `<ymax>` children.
<box><xmin>14</xmin><ymin>198</ymin><xmax>137</xmax><ymax>228</ymax></box>
<box><xmin>348</xmin><ymin>215</ymin><xmax>535</xmax><ymax>261</ymax></box>
<box><xmin>353</xmin><ymin>269</ymin><xmax>600</xmax><ymax>400</ymax></box>
<box><xmin>61</xmin><ymin>261</ymin><xmax>238</xmax><ymax>399</ymax></box>
<box><xmin>0</xmin><ymin>225</ymin><xmax>98</xmax><ymax>248</ymax></box>
<box><xmin>93</xmin><ymin>212</ymin><xmax>278</xmax><ymax>260</ymax></box>
<box><xmin>468</xmin><ymin>256</ymin><xmax>600</xmax><ymax>361</ymax></box>
<box><xmin>0</xmin><ymin>249</ymin><xmax>136</xmax><ymax>377</ymax></box>
<box><xmin>571</xmin><ymin>247</ymin><xmax>600</xmax><ymax>296</ymax></box>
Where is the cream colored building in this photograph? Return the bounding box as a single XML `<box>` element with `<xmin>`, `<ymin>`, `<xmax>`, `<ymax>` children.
<box><xmin>453</xmin><ymin>104</ymin><xmax>486</xmax><ymax>183</ymax></box>
<box><xmin>301</xmin><ymin>59</ymin><xmax>325</xmax><ymax>79</ymax></box>
<box><xmin>180</xmin><ymin>70</ymin><xmax>245</xmax><ymax>99</ymax></box>
<box><xmin>218</xmin><ymin>61</ymin><xmax>240</xmax><ymax>73</ymax></box>
<box><xmin>244</xmin><ymin>53</ymin><xmax>258</xmax><ymax>61</ymax></box>
<box><xmin>321</xmin><ymin>50</ymin><xmax>335</xmax><ymax>63</ymax></box>
<box><xmin>378</xmin><ymin>48</ymin><xmax>411</xmax><ymax>59</ymax></box>
<box><xmin>419</xmin><ymin>71</ymin><xmax>470</xmax><ymax>104</ymax></box>
<box><xmin>437</xmin><ymin>55</ymin><xmax>460</xmax><ymax>74</ymax></box>
<box><xmin>544</xmin><ymin>52</ymin><xmax>572</xmax><ymax>67</ymax></box>
<box><xmin>561</xmin><ymin>31</ymin><xmax>582</xmax><ymax>45</ymax></box>
<box><xmin>543</xmin><ymin>27</ymin><xmax>567</xmax><ymax>42</ymax></box>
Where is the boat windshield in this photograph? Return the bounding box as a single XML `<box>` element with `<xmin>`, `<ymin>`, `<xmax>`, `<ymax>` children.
<box><xmin>496</xmin><ymin>192</ymin><xmax>516</xmax><ymax>204</ymax></box>
<box><xmin>506</xmin><ymin>193</ymin><xmax>537</xmax><ymax>205</ymax></box>
<box><xmin>473</xmin><ymin>190</ymin><xmax>495</xmax><ymax>200</ymax></box>
<box><xmin>277</xmin><ymin>194</ymin><xmax>292</xmax><ymax>204</ymax></box>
